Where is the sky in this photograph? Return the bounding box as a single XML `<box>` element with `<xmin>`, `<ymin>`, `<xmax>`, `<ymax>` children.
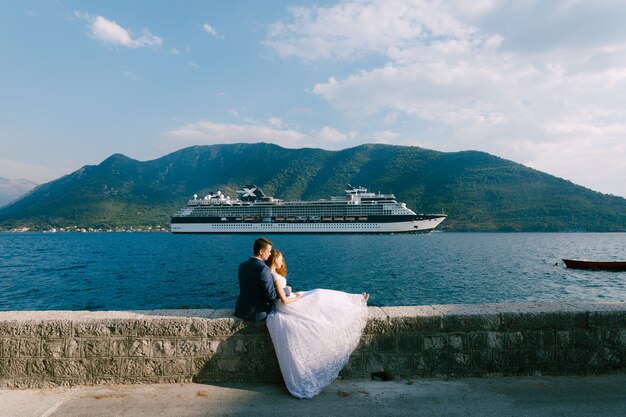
<box><xmin>1</xmin><ymin>0</ymin><xmax>626</xmax><ymax>198</ymax></box>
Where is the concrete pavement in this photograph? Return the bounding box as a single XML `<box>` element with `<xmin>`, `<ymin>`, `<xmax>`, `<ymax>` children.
<box><xmin>1</xmin><ymin>375</ymin><xmax>625</xmax><ymax>417</ymax></box>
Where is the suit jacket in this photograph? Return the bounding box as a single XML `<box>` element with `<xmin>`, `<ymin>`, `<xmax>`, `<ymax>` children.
<box><xmin>234</xmin><ymin>257</ymin><xmax>277</xmax><ymax>321</ymax></box>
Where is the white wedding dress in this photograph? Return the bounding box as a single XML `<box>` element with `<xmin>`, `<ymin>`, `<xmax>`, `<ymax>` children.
<box><xmin>266</xmin><ymin>273</ymin><xmax>368</xmax><ymax>398</ymax></box>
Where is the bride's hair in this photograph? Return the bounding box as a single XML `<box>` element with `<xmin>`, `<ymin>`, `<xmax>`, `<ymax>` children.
<box><xmin>266</xmin><ymin>249</ymin><xmax>287</xmax><ymax>277</ymax></box>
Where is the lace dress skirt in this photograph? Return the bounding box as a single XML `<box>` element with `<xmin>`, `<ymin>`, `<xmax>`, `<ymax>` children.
<box><xmin>266</xmin><ymin>289</ymin><xmax>368</xmax><ymax>398</ymax></box>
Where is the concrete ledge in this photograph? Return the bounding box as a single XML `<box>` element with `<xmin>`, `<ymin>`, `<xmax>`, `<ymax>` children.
<box><xmin>0</xmin><ymin>302</ymin><xmax>625</xmax><ymax>389</ymax></box>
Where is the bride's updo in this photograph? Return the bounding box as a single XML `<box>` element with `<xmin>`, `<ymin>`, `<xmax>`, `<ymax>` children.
<box><xmin>266</xmin><ymin>249</ymin><xmax>287</xmax><ymax>277</ymax></box>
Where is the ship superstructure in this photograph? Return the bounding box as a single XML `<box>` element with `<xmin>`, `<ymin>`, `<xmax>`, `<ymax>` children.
<box><xmin>170</xmin><ymin>185</ymin><xmax>446</xmax><ymax>233</ymax></box>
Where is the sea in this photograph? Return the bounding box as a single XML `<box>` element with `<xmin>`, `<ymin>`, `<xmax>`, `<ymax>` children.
<box><xmin>0</xmin><ymin>232</ymin><xmax>625</xmax><ymax>311</ymax></box>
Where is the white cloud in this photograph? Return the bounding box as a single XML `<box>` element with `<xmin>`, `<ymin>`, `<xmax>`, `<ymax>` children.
<box><xmin>202</xmin><ymin>23</ymin><xmax>220</xmax><ymax>38</ymax></box>
<box><xmin>122</xmin><ymin>70</ymin><xmax>137</xmax><ymax>80</ymax></box>
<box><xmin>162</xmin><ymin>120</ymin><xmax>359</xmax><ymax>151</ymax></box>
<box><xmin>264</xmin><ymin>0</ymin><xmax>480</xmax><ymax>61</ymax></box>
<box><xmin>264</xmin><ymin>0</ymin><xmax>626</xmax><ymax>197</ymax></box>
<box><xmin>267</xmin><ymin>117</ymin><xmax>284</xmax><ymax>129</ymax></box>
<box><xmin>75</xmin><ymin>11</ymin><xmax>162</xmax><ymax>49</ymax></box>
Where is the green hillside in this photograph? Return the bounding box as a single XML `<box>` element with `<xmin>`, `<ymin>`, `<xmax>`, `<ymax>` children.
<box><xmin>1</xmin><ymin>143</ymin><xmax>625</xmax><ymax>231</ymax></box>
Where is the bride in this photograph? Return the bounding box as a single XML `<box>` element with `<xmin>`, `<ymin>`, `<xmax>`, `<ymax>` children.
<box><xmin>265</xmin><ymin>249</ymin><xmax>369</xmax><ymax>398</ymax></box>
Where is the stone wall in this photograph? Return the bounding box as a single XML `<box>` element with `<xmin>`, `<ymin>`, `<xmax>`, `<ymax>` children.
<box><xmin>0</xmin><ymin>302</ymin><xmax>624</xmax><ymax>388</ymax></box>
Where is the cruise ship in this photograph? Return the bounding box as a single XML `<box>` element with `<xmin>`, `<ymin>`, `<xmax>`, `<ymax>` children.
<box><xmin>170</xmin><ymin>185</ymin><xmax>446</xmax><ymax>234</ymax></box>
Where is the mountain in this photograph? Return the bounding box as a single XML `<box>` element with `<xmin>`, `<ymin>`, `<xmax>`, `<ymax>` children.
<box><xmin>0</xmin><ymin>177</ymin><xmax>37</xmax><ymax>208</ymax></box>
<box><xmin>0</xmin><ymin>143</ymin><xmax>625</xmax><ymax>231</ymax></box>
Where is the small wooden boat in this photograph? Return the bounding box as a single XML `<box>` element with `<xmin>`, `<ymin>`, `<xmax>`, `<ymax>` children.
<box><xmin>562</xmin><ymin>259</ymin><xmax>626</xmax><ymax>271</ymax></box>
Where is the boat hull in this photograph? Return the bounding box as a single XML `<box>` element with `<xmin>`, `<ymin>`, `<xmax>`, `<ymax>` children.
<box><xmin>171</xmin><ymin>217</ymin><xmax>446</xmax><ymax>234</ymax></box>
<box><xmin>562</xmin><ymin>259</ymin><xmax>626</xmax><ymax>271</ymax></box>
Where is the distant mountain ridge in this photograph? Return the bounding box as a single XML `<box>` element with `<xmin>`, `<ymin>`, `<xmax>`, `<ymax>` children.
<box><xmin>0</xmin><ymin>176</ymin><xmax>37</xmax><ymax>208</ymax></box>
<box><xmin>1</xmin><ymin>143</ymin><xmax>625</xmax><ymax>231</ymax></box>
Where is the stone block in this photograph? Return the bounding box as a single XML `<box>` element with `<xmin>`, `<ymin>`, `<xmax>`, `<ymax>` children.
<box><xmin>413</xmin><ymin>352</ymin><xmax>431</xmax><ymax>375</ymax></box>
<box><xmin>434</xmin><ymin>304</ymin><xmax>501</xmax><ymax>331</ymax></box>
<box><xmin>201</xmin><ymin>338</ymin><xmax>223</xmax><ymax>355</ymax></box>
<box><xmin>465</xmin><ymin>332</ymin><xmax>487</xmax><ymax>350</ymax></box>
<box><xmin>159</xmin><ymin>375</ymin><xmax>193</xmax><ymax>384</ymax></box>
<box><xmin>588</xmin><ymin>346</ymin><xmax>621</xmax><ymax>367</ymax></box>
<box><xmin>216</xmin><ymin>336</ymin><xmax>272</xmax><ymax>357</ymax></box>
<box><xmin>4</xmin><ymin>359</ymin><xmax>29</xmax><ymax>377</ymax></box>
<box><xmin>151</xmin><ymin>339</ymin><xmax>177</xmax><ymax>357</ymax></box>
<box><xmin>587</xmin><ymin>311</ymin><xmax>626</xmax><ymax>328</ymax></box>
<box><xmin>340</xmin><ymin>352</ymin><xmax>368</xmax><ymax>378</ymax></box>
<box><xmin>252</xmin><ymin>334</ymin><xmax>275</xmax><ymax>353</ymax></box>
<box><xmin>367</xmin><ymin>353</ymin><xmax>414</xmax><ymax>375</ymax></box>
<box><xmin>215</xmin><ymin>357</ymin><xmax>241</xmax><ymax>373</ymax></box>
<box><xmin>19</xmin><ymin>338</ymin><xmax>40</xmax><ymax>357</ymax></box>
<box><xmin>41</xmin><ymin>321</ymin><xmax>72</xmax><ymax>338</ymax></box>
<box><xmin>93</xmin><ymin>377</ymin><xmax>120</xmax><ymax>386</ymax></box>
<box><xmin>188</xmin><ymin>319</ymin><xmax>209</xmax><ymax>336</ymax></box>
<box><xmin>447</xmin><ymin>314</ymin><xmax>501</xmax><ymax>332</ymax></box>
<box><xmin>534</xmin><ymin>349</ymin><xmax>556</xmax><ymax>367</ymax></box>
<box><xmin>448</xmin><ymin>334</ymin><xmax>464</xmax><ymax>350</ymax></box>
<box><xmin>383</xmin><ymin>306</ymin><xmax>443</xmax><ymax>333</ymax></box>
<box><xmin>599</xmin><ymin>329</ymin><xmax>623</xmax><ymax>347</ymax></box>
<box><xmin>450</xmin><ymin>352</ymin><xmax>472</xmax><ymax>369</ymax></box>
<box><xmin>4</xmin><ymin>339</ymin><xmax>19</xmax><ymax>358</ymax></box>
<box><xmin>397</xmin><ymin>334</ymin><xmax>419</xmax><ymax>352</ymax></box>
<box><xmin>0</xmin><ymin>321</ymin><xmax>19</xmax><ymax>337</ymax></box>
<box><xmin>191</xmin><ymin>356</ymin><xmax>212</xmax><ymax>376</ymax></box>
<box><xmin>556</xmin><ymin>331</ymin><xmax>571</xmax><ymax>348</ymax></box>
<box><xmin>204</xmin><ymin>317</ymin><xmax>252</xmax><ymax>337</ymax></box>
<box><xmin>73</xmin><ymin>322</ymin><xmax>112</xmax><ymax>337</ymax></box>
<box><xmin>93</xmin><ymin>358</ymin><xmax>120</xmax><ymax>377</ymax></box>
<box><xmin>486</xmin><ymin>332</ymin><xmax>503</xmax><ymax>349</ymax></box>
<box><xmin>355</xmin><ymin>334</ymin><xmax>374</xmax><ymax>351</ymax></box>
<box><xmin>538</xmin><ymin>330</ymin><xmax>557</xmax><ymax>349</ymax></box>
<box><xmin>143</xmin><ymin>359</ymin><xmax>164</xmax><ymax>376</ymax></box>
<box><xmin>503</xmin><ymin>332</ymin><xmax>524</xmax><ymax>349</ymax></box>
<box><xmin>490</xmin><ymin>351</ymin><xmax>510</xmax><ymax>374</ymax></box>
<box><xmin>500</xmin><ymin>311</ymin><xmax>587</xmax><ymax>331</ymax></box>
<box><xmin>104</xmin><ymin>320</ymin><xmax>138</xmax><ymax>336</ymax></box>
<box><xmin>178</xmin><ymin>339</ymin><xmax>201</xmax><ymax>356</ymax></box>
<box><xmin>423</xmin><ymin>335</ymin><xmax>446</xmax><ymax>351</ymax></box>
<box><xmin>82</xmin><ymin>339</ymin><xmax>109</xmax><ymax>358</ymax></box>
<box><xmin>129</xmin><ymin>339</ymin><xmax>151</xmax><ymax>357</ymax></box>
<box><xmin>120</xmin><ymin>358</ymin><xmax>143</xmax><ymax>377</ymax></box>
<box><xmin>471</xmin><ymin>350</ymin><xmax>493</xmax><ymax>372</ymax></box>
<box><xmin>110</xmin><ymin>338</ymin><xmax>129</xmax><ymax>357</ymax></box>
<box><xmin>556</xmin><ymin>349</ymin><xmax>591</xmax><ymax>369</ymax></box>
<box><xmin>572</xmin><ymin>330</ymin><xmax>598</xmax><ymax>349</ymax></box>
<box><xmin>229</xmin><ymin>338</ymin><xmax>250</xmax><ymax>354</ymax></box>
<box><xmin>138</xmin><ymin>319</ymin><xmax>189</xmax><ymax>337</ymax></box>
<box><xmin>18</xmin><ymin>322</ymin><xmax>41</xmax><ymax>337</ymax></box>
<box><xmin>42</xmin><ymin>339</ymin><xmax>65</xmax><ymax>359</ymax></box>
<box><xmin>165</xmin><ymin>358</ymin><xmax>191</xmax><ymax>375</ymax></box>
<box><xmin>364</xmin><ymin>307</ymin><xmax>389</xmax><ymax>334</ymax></box>
<box><xmin>244</xmin><ymin>361</ymin><xmax>282</xmax><ymax>382</ymax></box>
<box><xmin>52</xmin><ymin>359</ymin><xmax>90</xmax><ymax>378</ymax></box>
<box><xmin>66</xmin><ymin>339</ymin><xmax>80</xmax><ymax>358</ymax></box>
<box><xmin>371</xmin><ymin>334</ymin><xmax>397</xmax><ymax>352</ymax></box>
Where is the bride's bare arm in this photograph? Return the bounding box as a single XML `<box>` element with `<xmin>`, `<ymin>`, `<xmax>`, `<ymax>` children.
<box><xmin>274</xmin><ymin>280</ymin><xmax>300</xmax><ymax>304</ymax></box>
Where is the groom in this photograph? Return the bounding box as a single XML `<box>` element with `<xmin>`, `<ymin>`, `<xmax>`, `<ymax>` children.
<box><xmin>235</xmin><ymin>237</ymin><xmax>280</xmax><ymax>321</ymax></box>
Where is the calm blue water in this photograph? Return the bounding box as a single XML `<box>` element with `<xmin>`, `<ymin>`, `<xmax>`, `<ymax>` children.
<box><xmin>0</xmin><ymin>232</ymin><xmax>624</xmax><ymax>311</ymax></box>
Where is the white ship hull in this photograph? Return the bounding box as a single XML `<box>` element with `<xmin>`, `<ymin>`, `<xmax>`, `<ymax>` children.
<box><xmin>171</xmin><ymin>217</ymin><xmax>445</xmax><ymax>234</ymax></box>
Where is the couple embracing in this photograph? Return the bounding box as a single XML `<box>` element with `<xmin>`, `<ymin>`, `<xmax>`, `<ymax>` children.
<box><xmin>235</xmin><ymin>237</ymin><xmax>369</xmax><ymax>398</ymax></box>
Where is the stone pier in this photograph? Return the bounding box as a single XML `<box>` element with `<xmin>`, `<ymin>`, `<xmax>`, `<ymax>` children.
<box><xmin>0</xmin><ymin>302</ymin><xmax>624</xmax><ymax>388</ymax></box>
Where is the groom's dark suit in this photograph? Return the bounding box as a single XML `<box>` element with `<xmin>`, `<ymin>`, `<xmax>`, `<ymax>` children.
<box><xmin>235</xmin><ymin>257</ymin><xmax>277</xmax><ymax>321</ymax></box>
